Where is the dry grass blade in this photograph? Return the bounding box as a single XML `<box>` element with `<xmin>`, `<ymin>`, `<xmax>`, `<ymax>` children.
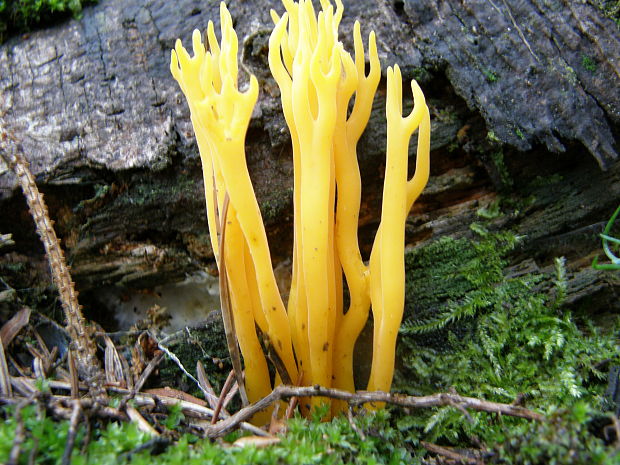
<box><xmin>0</xmin><ymin>233</ymin><xmax>15</xmax><ymax>249</ymax></box>
<box><xmin>232</xmin><ymin>436</ymin><xmax>281</xmax><ymax>448</ymax></box>
<box><xmin>143</xmin><ymin>387</ymin><xmax>208</xmax><ymax>406</ymax></box>
<box><xmin>0</xmin><ymin>307</ymin><xmax>31</xmax><ymax>349</ymax></box>
<box><xmin>9</xmin><ymin>377</ymin><xmax>35</xmax><ymax>397</ymax></box>
<box><xmin>217</xmin><ymin>193</ymin><xmax>249</xmax><ymax>406</ymax></box>
<box><xmin>32</xmin><ymin>357</ymin><xmax>45</xmax><ymax>380</ymax></box>
<box><xmin>68</xmin><ymin>350</ymin><xmax>78</xmax><ymax>399</ymax></box>
<box><xmin>0</xmin><ymin>335</ymin><xmax>13</xmax><ymax>397</ymax></box>
<box><xmin>32</xmin><ymin>329</ymin><xmax>51</xmax><ymax>360</ymax></box>
<box><xmin>7</xmin><ymin>354</ymin><xmax>28</xmax><ymax>378</ymax></box>
<box><xmin>119</xmin><ymin>350</ymin><xmax>134</xmax><ymax>391</ymax></box>
<box><xmin>104</xmin><ymin>336</ymin><xmax>126</xmax><ymax>386</ymax></box>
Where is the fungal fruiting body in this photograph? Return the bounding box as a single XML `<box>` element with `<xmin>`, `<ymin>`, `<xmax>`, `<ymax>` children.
<box><xmin>170</xmin><ymin>0</ymin><xmax>430</xmax><ymax>420</ymax></box>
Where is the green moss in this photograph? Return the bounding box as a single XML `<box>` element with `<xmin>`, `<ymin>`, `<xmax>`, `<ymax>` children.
<box><xmin>259</xmin><ymin>187</ymin><xmax>293</xmax><ymax>224</ymax></box>
<box><xmin>482</xmin><ymin>68</ymin><xmax>499</xmax><ymax>83</ymax></box>
<box><xmin>0</xmin><ymin>0</ymin><xmax>97</xmax><ymax>43</ymax></box>
<box><xmin>396</xmin><ymin>230</ymin><xmax>619</xmax><ymax>460</ymax></box>
<box><xmin>486</xmin><ymin>130</ymin><xmax>501</xmax><ymax>144</ymax></box>
<box><xmin>515</xmin><ymin>128</ymin><xmax>525</xmax><ymax>140</ymax></box>
<box><xmin>527</xmin><ymin>173</ymin><xmax>563</xmax><ymax>189</ymax></box>
<box><xmin>0</xmin><ymin>404</ymin><xmax>413</xmax><ymax>464</ymax></box>
<box><xmin>117</xmin><ymin>174</ymin><xmax>195</xmax><ymax>208</ymax></box>
<box><xmin>582</xmin><ymin>54</ymin><xmax>598</xmax><ymax>73</ymax></box>
<box><xmin>476</xmin><ymin>199</ymin><xmax>502</xmax><ymax>220</ymax></box>
<box><xmin>74</xmin><ymin>183</ymin><xmax>110</xmax><ymax>212</ymax></box>
<box><xmin>157</xmin><ymin>322</ymin><xmax>232</xmax><ymax>398</ymax></box>
<box><xmin>491</xmin><ymin>148</ymin><xmax>513</xmax><ymax>187</ymax></box>
<box><xmin>411</xmin><ymin>66</ymin><xmax>432</xmax><ymax>83</ymax></box>
<box><xmin>594</xmin><ymin>0</ymin><xmax>620</xmax><ymax>27</ymax></box>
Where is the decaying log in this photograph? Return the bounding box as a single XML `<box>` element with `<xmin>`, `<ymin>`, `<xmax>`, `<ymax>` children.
<box><xmin>0</xmin><ymin>0</ymin><xmax>618</xmax><ymax>333</ymax></box>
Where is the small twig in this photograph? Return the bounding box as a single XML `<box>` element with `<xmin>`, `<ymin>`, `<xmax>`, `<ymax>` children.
<box><xmin>133</xmin><ymin>352</ymin><xmax>164</xmax><ymax>394</ymax></box>
<box><xmin>204</xmin><ymin>385</ymin><xmax>544</xmax><ymax>438</ymax></box>
<box><xmin>196</xmin><ymin>361</ymin><xmax>222</xmax><ymax>410</ymax></box>
<box><xmin>223</xmin><ymin>380</ymin><xmax>239</xmax><ymax>409</ymax></box>
<box><xmin>284</xmin><ymin>396</ymin><xmax>298</xmax><ymax>420</ymax></box>
<box><xmin>347</xmin><ymin>407</ymin><xmax>365</xmax><ymax>440</ymax></box>
<box><xmin>212</xmin><ymin>369</ymin><xmax>236</xmax><ymax>424</ymax></box>
<box><xmin>126</xmin><ymin>405</ymin><xmax>159</xmax><ymax>436</ymax></box>
<box><xmin>6</xmin><ymin>379</ymin><xmax>267</xmax><ymax>437</ymax></box>
<box><xmin>7</xmin><ymin>402</ymin><xmax>27</xmax><ymax>465</ymax></box>
<box><xmin>61</xmin><ymin>401</ymin><xmax>82</xmax><ymax>465</ymax></box>
<box><xmin>284</xmin><ymin>370</ymin><xmax>304</xmax><ymax>420</ymax></box>
<box><xmin>448</xmin><ymin>387</ymin><xmax>474</xmax><ymax>424</ymax></box>
<box><xmin>421</xmin><ymin>441</ymin><xmax>480</xmax><ymax>465</ymax></box>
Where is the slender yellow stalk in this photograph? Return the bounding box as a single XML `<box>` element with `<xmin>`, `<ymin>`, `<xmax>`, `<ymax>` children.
<box><xmin>331</xmin><ymin>22</ymin><xmax>381</xmax><ymax>405</ymax></box>
<box><xmin>224</xmin><ymin>207</ymin><xmax>272</xmax><ymax>424</ymax></box>
<box><xmin>367</xmin><ymin>66</ymin><xmax>431</xmax><ymax>395</ymax></box>
<box><xmin>295</xmin><ymin>6</ymin><xmax>341</xmax><ymax>401</ymax></box>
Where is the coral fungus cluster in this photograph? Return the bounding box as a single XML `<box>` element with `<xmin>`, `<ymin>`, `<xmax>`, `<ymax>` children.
<box><xmin>170</xmin><ymin>0</ymin><xmax>430</xmax><ymax>420</ymax></box>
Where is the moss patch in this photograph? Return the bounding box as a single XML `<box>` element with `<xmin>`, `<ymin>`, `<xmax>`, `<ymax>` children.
<box><xmin>0</xmin><ymin>0</ymin><xmax>97</xmax><ymax>43</ymax></box>
<box><xmin>396</xmin><ymin>230</ymin><xmax>619</xmax><ymax>460</ymax></box>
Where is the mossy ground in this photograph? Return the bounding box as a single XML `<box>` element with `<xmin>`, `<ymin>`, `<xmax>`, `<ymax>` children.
<box><xmin>1</xmin><ymin>222</ymin><xmax>618</xmax><ymax>463</ymax></box>
<box><xmin>393</xmin><ymin>224</ymin><xmax>619</xmax><ymax>463</ymax></box>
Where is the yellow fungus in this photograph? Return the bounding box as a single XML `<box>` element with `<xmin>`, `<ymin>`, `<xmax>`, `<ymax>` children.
<box><xmin>171</xmin><ymin>0</ymin><xmax>430</xmax><ymax>421</ymax></box>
